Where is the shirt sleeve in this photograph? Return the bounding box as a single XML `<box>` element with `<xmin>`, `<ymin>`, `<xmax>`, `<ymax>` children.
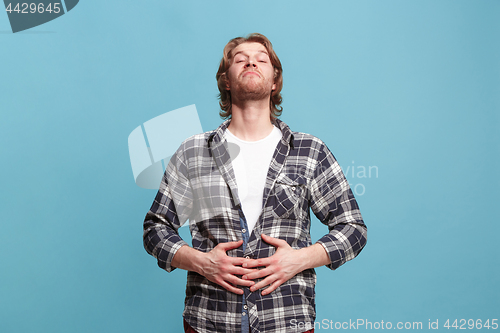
<box><xmin>143</xmin><ymin>148</ymin><xmax>192</xmax><ymax>272</ymax></box>
<box><xmin>309</xmin><ymin>142</ymin><xmax>367</xmax><ymax>270</ymax></box>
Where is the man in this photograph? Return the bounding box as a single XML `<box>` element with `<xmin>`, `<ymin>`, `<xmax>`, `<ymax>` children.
<box><xmin>143</xmin><ymin>33</ymin><xmax>367</xmax><ymax>333</ymax></box>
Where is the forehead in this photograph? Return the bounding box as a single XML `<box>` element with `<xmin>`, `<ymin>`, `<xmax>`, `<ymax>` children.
<box><xmin>231</xmin><ymin>42</ymin><xmax>269</xmax><ymax>56</ymax></box>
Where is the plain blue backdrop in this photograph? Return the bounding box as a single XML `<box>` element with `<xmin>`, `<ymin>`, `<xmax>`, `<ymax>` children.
<box><xmin>1</xmin><ymin>1</ymin><xmax>498</xmax><ymax>332</ymax></box>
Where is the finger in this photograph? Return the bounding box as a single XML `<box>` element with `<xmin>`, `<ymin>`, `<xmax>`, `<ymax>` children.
<box><xmin>261</xmin><ymin>279</ymin><xmax>283</xmax><ymax>296</ymax></box>
<box><xmin>218</xmin><ymin>279</ymin><xmax>244</xmax><ymax>294</ymax></box>
<box><xmin>242</xmin><ymin>267</ymin><xmax>273</xmax><ymax>281</ymax></box>
<box><xmin>226</xmin><ymin>275</ymin><xmax>255</xmax><ymax>287</ymax></box>
<box><xmin>250</xmin><ymin>275</ymin><xmax>277</xmax><ymax>292</ymax></box>
<box><xmin>261</xmin><ymin>234</ymin><xmax>287</xmax><ymax>247</ymax></box>
<box><xmin>228</xmin><ymin>266</ymin><xmax>260</xmax><ymax>276</ymax></box>
<box><xmin>229</xmin><ymin>257</ymin><xmax>252</xmax><ymax>266</ymax></box>
<box><xmin>224</xmin><ymin>261</ymin><xmax>258</xmax><ymax>273</ymax></box>
<box><xmin>217</xmin><ymin>240</ymin><xmax>243</xmax><ymax>251</ymax></box>
<box><xmin>242</xmin><ymin>258</ymin><xmax>271</xmax><ymax>268</ymax></box>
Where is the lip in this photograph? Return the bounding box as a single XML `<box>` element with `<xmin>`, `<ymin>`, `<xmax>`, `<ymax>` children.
<box><xmin>242</xmin><ymin>71</ymin><xmax>260</xmax><ymax>77</ymax></box>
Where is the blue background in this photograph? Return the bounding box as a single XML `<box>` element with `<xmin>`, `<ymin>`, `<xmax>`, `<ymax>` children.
<box><xmin>1</xmin><ymin>1</ymin><xmax>498</xmax><ymax>332</ymax></box>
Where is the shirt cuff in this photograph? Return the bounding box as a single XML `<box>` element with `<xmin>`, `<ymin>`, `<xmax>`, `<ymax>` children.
<box><xmin>315</xmin><ymin>223</ymin><xmax>367</xmax><ymax>270</ymax></box>
<box><xmin>316</xmin><ymin>235</ymin><xmax>345</xmax><ymax>270</ymax></box>
<box><xmin>153</xmin><ymin>232</ymin><xmax>189</xmax><ymax>272</ymax></box>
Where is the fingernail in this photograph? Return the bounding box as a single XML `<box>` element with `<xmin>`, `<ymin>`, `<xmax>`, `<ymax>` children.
<box><xmin>243</xmin><ymin>263</ymin><xmax>247</xmax><ymax>268</ymax></box>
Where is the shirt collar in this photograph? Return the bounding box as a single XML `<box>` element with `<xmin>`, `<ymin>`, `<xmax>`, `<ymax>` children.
<box><xmin>208</xmin><ymin>117</ymin><xmax>294</xmax><ymax>149</ymax></box>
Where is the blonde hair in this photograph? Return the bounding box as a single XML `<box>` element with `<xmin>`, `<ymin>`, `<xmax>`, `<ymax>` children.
<box><xmin>216</xmin><ymin>33</ymin><xmax>283</xmax><ymax>119</ymax></box>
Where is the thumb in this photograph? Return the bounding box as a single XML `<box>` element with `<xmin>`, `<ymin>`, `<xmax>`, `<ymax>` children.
<box><xmin>261</xmin><ymin>234</ymin><xmax>286</xmax><ymax>247</ymax></box>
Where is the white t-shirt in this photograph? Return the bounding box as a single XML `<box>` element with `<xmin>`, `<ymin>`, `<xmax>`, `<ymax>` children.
<box><xmin>226</xmin><ymin>126</ymin><xmax>282</xmax><ymax>234</ymax></box>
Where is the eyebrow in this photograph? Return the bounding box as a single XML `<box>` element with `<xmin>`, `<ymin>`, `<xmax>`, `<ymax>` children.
<box><xmin>232</xmin><ymin>50</ymin><xmax>269</xmax><ymax>57</ymax></box>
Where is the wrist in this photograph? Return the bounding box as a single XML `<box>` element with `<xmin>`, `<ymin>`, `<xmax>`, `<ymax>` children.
<box><xmin>193</xmin><ymin>251</ymin><xmax>208</xmax><ymax>276</ymax></box>
<box><xmin>301</xmin><ymin>243</ymin><xmax>330</xmax><ymax>270</ymax></box>
<box><xmin>172</xmin><ymin>245</ymin><xmax>206</xmax><ymax>274</ymax></box>
<box><xmin>296</xmin><ymin>247</ymin><xmax>314</xmax><ymax>271</ymax></box>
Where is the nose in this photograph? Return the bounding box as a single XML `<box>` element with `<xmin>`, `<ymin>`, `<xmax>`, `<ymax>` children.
<box><xmin>245</xmin><ymin>59</ymin><xmax>257</xmax><ymax>68</ymax></box>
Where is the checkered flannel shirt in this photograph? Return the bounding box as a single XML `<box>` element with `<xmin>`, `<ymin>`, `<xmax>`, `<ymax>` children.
<box><xmin>143</xmin><ymin>118</ymin><xmax>367</xmax><ymax>333</ymax></box>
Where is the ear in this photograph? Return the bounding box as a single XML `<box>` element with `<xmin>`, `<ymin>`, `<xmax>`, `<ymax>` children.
<box><xmin>272</xmin><ymin>69</ymin><xmax>278</xmax><ymax>91</ymax></box>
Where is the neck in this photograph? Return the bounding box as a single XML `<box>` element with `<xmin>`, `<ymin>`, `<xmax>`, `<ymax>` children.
<box><xmin>227</xmin><ymin>99</ymin><xmax>274</xmax><ymax>141</ymax></box>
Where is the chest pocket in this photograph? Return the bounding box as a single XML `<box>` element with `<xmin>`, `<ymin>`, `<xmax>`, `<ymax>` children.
<box><xmin>271</xmin><ymin>173</ymin><xmax>307</xmax><ymax>219</ymax></box>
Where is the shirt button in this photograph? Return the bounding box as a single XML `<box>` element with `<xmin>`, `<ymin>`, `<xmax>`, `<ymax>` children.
<box><xmin>242</xmin><ymin>312</ymin><xmax>246</xmax><ymax>316</ymax></box>
<box><xmin>243</xmin><ymin>305</ymin><xmax>248</xmax><ymax>310</ymax></box>
<box><xmin>245</xmin><ymin>256</ymin><xmax>250</xmax><ymax>259</ymax></box>
<box><xmin>242</xmin><ymin>229</ymin><xmax>247</xmax><ymax>233</ymax></box>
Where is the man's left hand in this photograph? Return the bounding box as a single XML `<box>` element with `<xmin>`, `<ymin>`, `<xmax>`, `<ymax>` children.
<box><xmin>241</xmin><ymin>234</ymin><xmax>309</xmax><ymax>296</ymax></box>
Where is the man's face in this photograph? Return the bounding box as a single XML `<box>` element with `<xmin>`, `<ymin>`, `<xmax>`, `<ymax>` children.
<box><xmin>225</xmin><ymin>42</ymin><xmax>276</xmax><ymax>102</ymax></box>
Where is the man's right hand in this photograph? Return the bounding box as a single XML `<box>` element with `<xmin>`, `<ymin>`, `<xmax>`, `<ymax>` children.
<box><xmin>172</xmin><ymin>240</ymin><xmax>256</xmax><ymax>295</ymax></box>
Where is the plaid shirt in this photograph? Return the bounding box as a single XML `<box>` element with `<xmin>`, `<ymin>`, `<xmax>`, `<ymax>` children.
<box><xmin>143</xmin><ymin>119</ymin><xmax>367</xmax><ymax>333</ymax></box>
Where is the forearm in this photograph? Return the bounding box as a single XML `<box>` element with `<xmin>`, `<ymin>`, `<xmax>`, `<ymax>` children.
<box><xmin>297</xmin><ymin>243</ymin><xmax>331</xmax><ymax>270</ymax></box>
<box><xmin>171</xmin><ymin>245</ymin><xmax>206</xmax><ymax>274</ymax></box>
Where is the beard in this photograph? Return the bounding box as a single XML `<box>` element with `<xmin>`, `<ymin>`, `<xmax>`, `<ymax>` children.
<box><xmin>230</xmin><ymin>75</ymin><xmax>273</xmax><ymax>102</ymax></box>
